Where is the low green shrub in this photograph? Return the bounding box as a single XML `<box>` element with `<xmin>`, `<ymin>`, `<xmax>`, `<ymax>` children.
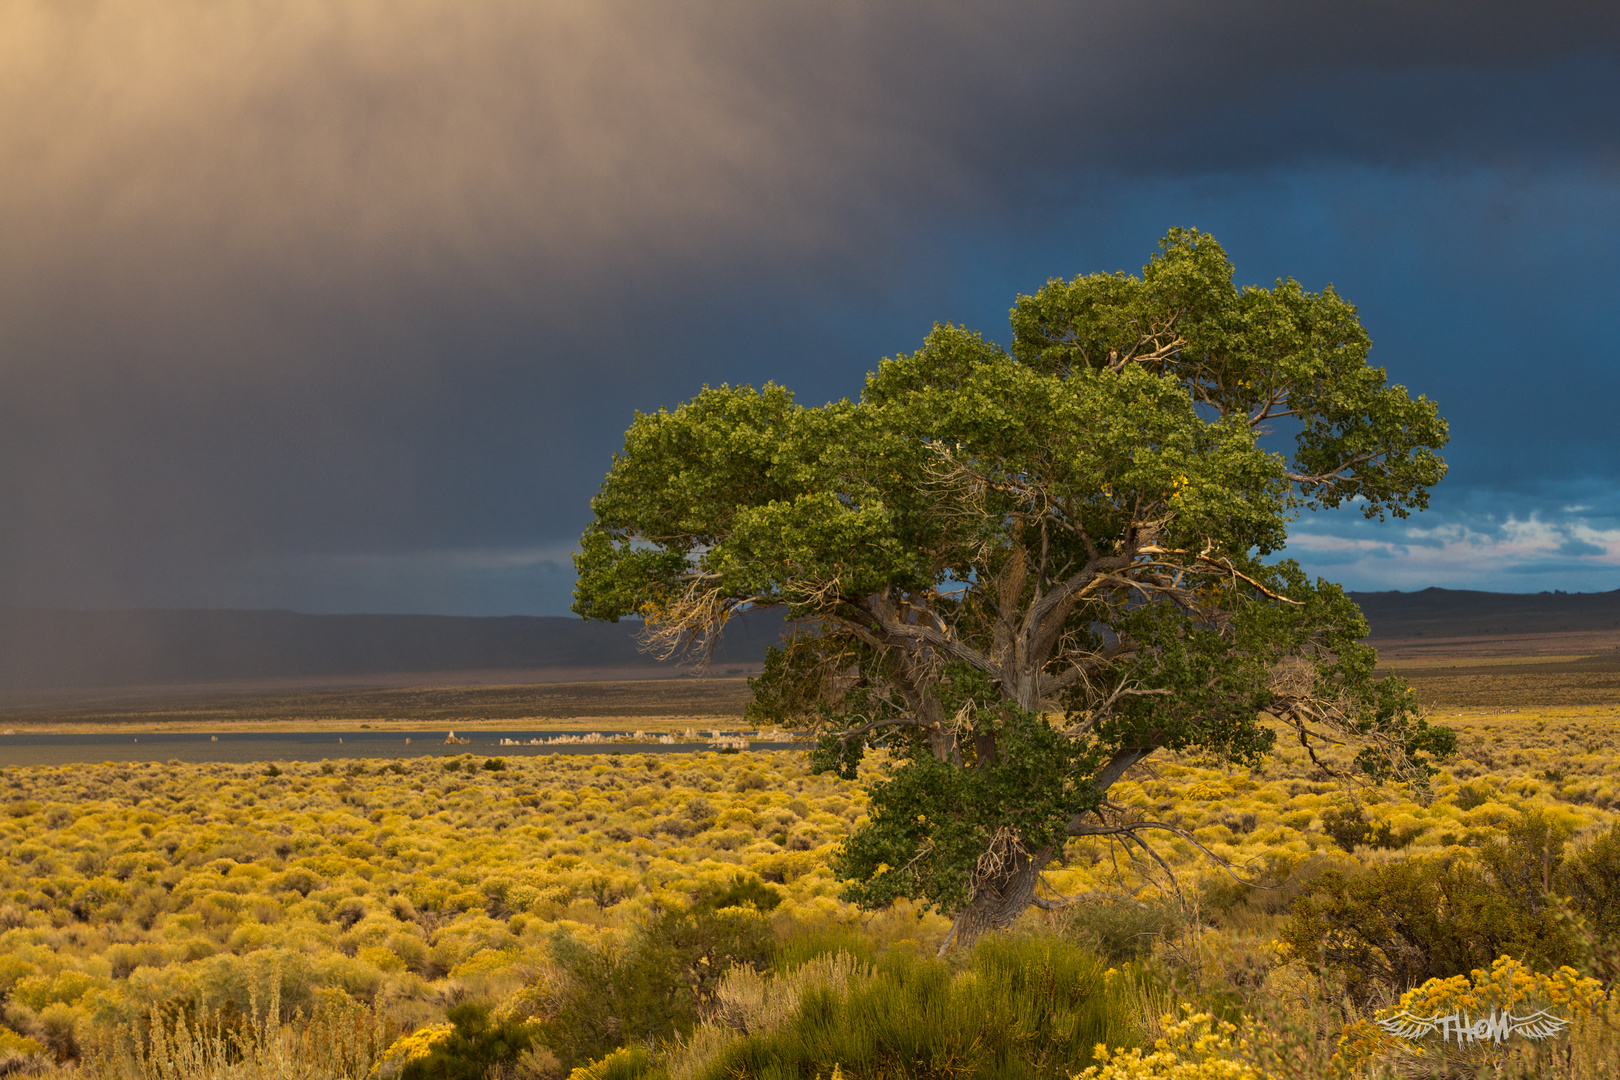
<box><xmin>1281</xmin><ymin>810</ymin><xmax>1620</xmax><ymax>1002</ymax></box>
<box><xmin>399</xmin><ymin>1003</ymin><xmax>537</xmax><ymax>1080</ymax></box>
<box><xmin>571</xmin><ymin>1046</ymin><xmax>668</xmax><ymax>1080</ymax></box>
<box><xmin>1321</xmin><ymin>800</ymin><xmax>1420</xmax><ymax>852</ymax></box>
<box><xmin>1565</xmin><ymin>821</ymin><xmax>1620</xmax><ymax>941</ymax></box>
<box><xmin>1062</xmin><ymin>895</ymin><xmax>1182</xmax><ymax>965</ymax></box>
<box><xmin>1197</xmin><ymin>853</ymin><xmax>1329</xmax><ymax>929</ymax></box>
<box><xmin>772</xmin><ymin>930</ymin><xmax>878</xmax><ymax>976</ymax></box>
<box><xmin>537</xmin><ymin>905</ymin><xmax>776</xmax><ymax>1069</ymax></box>
<box><xmin>698</xmin><ymin>875</ymin><xmax>783</xmax><ymax>913</ymax></box>
<box><xmin>692</xmin><ymin>935</ymin><xmax>1135</xmax><ymax>1080</ymax></box>
<box><xmin>1320</xmin><ymin>801</ymin><xmax>1370</xmax><ymax>852</ymax></box>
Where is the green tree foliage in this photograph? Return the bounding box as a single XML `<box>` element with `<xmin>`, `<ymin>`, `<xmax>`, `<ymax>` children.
<box><xmin>573</xmin><ymin>229</ymin><xmax>1455</xmax><ymax>945</ymax></box>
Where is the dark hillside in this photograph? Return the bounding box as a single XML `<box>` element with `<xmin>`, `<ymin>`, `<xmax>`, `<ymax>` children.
<box><xmin>1349</xmin><ymin>587</ymin><xmax>1620</xmax><ymax>640</ymax></box>
<box><xmin>6</xmin><ymin>589</ymin><xmax>1619</xmax><ymax>695</ymax></box>
<box><xmin>0</xmin><ymin>608</ymin><xmax>786</xmax><ymax>690</ymax></box>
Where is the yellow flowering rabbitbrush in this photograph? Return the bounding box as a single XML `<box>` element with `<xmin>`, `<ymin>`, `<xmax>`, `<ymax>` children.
<box><xmin>1334</xmin><ymin>954</ymin><xmax>1607</xmax><ymax>1067</ymax></box>
<box><xmin>1077</xmin><ymin>1008</ymin><xmax>1261</xmax><ymax>1080</ymax></box>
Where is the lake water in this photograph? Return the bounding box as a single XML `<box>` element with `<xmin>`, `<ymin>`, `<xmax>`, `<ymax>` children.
<box><xmin>0</xmin><ymin>730</ymin><xmax>801</xmax><ymax>767</ymax></box>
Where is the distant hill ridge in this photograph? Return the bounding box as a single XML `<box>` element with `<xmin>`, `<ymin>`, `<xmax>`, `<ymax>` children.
<box><xmin>3</xmin><ymin>589</ymin><xmax>1619</xmax><ymax>690</ymax></box>
<box><xmin>1348</xmin><ymin>587</ymin><xmax>1620</xmax><ymax>640</ymax></box>
<box><xmin>0</xmin><ymin>608</ymin><xmax>786</xmax><ymax>690</ymax></box>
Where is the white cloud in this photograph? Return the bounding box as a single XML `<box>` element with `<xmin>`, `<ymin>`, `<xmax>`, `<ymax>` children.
<box><xmin>1287</xmin><ymin>513</ymin><xmax>1620</xmax><ymax>592</ymax></box>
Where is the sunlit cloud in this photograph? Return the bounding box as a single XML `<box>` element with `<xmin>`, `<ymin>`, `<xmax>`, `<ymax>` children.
<box><xmin>1289</xmin><ymin>512</ymin><xmax>1620</xmax><ymax>593</ymax></box>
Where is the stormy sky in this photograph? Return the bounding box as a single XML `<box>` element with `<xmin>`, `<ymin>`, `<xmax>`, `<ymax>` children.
<box><xmin>2</xmin><ymin>0</ymin><xmax>1618</xmax><ymax>616</ymax></box>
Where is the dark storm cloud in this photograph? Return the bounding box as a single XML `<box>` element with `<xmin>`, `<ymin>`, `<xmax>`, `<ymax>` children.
<box><xmin>1</xmin><ymin>1</ymin><xmax>1617</xmax><ymax>613</ymax></box>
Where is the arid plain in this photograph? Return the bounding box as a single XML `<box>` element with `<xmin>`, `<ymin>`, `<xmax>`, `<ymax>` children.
<box><xmin>5</xmin><ymin>594</ymin><xmax>1620</xmax><ymax>1078</ymax></box>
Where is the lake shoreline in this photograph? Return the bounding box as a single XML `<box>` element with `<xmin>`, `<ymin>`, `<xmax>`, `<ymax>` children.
<box><xmin>0</xmin><ymin>728</ymin><xmax>804</xmax><ymax>766</ymax></box>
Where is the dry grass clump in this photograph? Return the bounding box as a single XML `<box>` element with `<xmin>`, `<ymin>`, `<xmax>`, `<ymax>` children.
<box><xmin>669</xmin><ymin>934</ymin><xmax>1138</xmax><ymax>1080</ymax></box>
<box><xmin>90</xmin><ymin>991</ymin><xmax>390</xmax><ymax>1080</ymax></box>
<box><xmin>666</xmin><ymin>951</ymin><xmax>871</xmax><ymax>1080</ymax></box>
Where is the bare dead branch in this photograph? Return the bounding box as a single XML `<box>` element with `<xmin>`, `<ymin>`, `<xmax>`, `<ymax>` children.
<box><xmin>1030</xmin><ymin>876</ymin><xmax>1105</xmax><ymax>910</ymax></box>
<box><xmin>1069</xmin><ymin>818</ymin><xmax>1279</xmax><ymax>891</ymax></box>
<box><xmin>636</xmin><ymin>580</ymin><xmax>769</xmax><ymax>670</ymax></box>
<box><xmin>830</xmin><ymin>715</ymin><xmax>939</xmax><ymax>743</ymax></box>
<box><xmin>1136</xmin><ymin>546</ymin><xmax>1304</xmax><ymax>606</ymax></box>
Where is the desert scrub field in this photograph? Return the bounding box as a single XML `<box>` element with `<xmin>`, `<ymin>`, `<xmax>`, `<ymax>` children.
<box><xmin>1053</xmin><ymin>704</ymin><xmax>1620</xmax><ymax>901</ymax></box>
<box><xmin>2</xmin><ymin>706</ymin><xmax>1620</xmax><ymax>1076</ymax></box>
<box><xmin>0</xmin><ymin>751</ymin><xmax>886</xmax><ymax>1062</ymax></box>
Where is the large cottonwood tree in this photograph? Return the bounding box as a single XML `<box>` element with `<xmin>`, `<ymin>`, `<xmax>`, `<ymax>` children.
<box><xmin>573</xmin><ymin>230</ymin><xmax>1455</xmax><ymax>948</ymax></box>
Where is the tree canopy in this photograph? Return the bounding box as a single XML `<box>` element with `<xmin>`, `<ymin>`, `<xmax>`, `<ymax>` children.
<box><xmin>573</xmin><ymin>229</ymin><xmax>1455</xmax><ymax>947</ymax></box>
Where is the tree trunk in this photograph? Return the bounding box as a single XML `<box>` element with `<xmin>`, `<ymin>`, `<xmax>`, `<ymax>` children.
<box><xmin>938</xmin><ymin>842</ymin><xmax>1055</xmax><ymax>955</ymax></box>
<box><xmin>936</xmin><ymin>748</ymin><xmax>1158</xmax><ymax>955</ymax></box>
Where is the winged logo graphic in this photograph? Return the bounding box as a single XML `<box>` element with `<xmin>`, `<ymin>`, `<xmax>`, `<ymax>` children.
<box><xmin>1375</xmin><ymin>1009</ymin><xmax>1570</xmax><ymax>1044</ymax></box>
